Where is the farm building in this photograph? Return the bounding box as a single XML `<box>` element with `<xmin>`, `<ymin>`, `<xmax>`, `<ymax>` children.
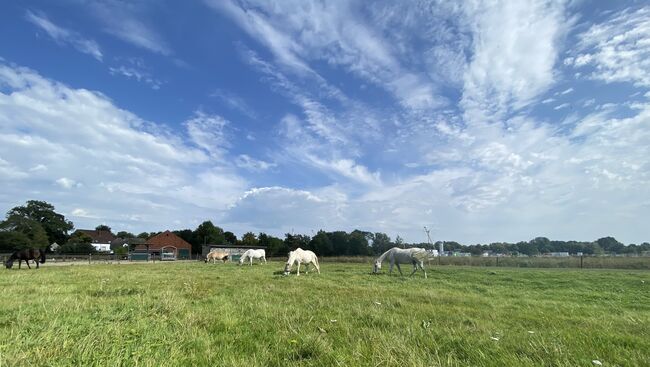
<box><xmin>133</xmin><ymin>231</ymin><xmax>192</xmax><ymax>260</ymax></box>
<box><xmin>74</xmin><ymin>229</ymin><xmax>117</xmax><ymax>252</ymax></box>
<box><xmin>202</xmin><ymin>244</ymin><xmax>267</xmax><ymax>261</ymax></box>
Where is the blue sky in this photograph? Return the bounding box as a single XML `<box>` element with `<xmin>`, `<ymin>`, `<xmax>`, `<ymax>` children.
<box><xmin>1</xmin><ymin>0</ymin><xmax>649</xmax><ymax>244</ymax></box>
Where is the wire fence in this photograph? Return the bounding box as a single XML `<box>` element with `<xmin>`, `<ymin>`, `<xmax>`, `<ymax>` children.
<box><xmin>2</xmin><ymin>253</ymin><xmax>649</xmax><ymax>270</ymax></box>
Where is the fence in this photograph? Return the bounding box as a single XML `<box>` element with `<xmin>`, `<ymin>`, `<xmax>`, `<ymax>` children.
<box><xmin>2</xmin><ymin>253</ymin><xmax>649</xmax><ymax>270</ymax></box>
<box><xmin>280</xmin><ymin>255</ymin><xmax>650</xmax><ymax>270</ymax></box>
<box><xmin>0</xmin><ymin>252</ymin><xmax>207</xmax><ymax>265</ymax></box>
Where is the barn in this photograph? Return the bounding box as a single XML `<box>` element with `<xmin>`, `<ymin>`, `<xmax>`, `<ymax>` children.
<box><xmin>133</xmin><ymin>231</ymin><xmax>192</xmax><ymax>260</ymax></box>
<box><xmin>202</xmin><ymin>244</ymin><xmax>266</xmax><ymax>262</ymax></box>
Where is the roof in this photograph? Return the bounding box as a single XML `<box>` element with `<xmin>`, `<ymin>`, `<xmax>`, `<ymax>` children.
<box><xmin>144</xmin><ymin>231</ymin><xmax>192</xmax><ymax>250</ymax></box>
<box><xmin>75</xmin><ymin>229</ymin><xmax>117</xmax><ymax>244</ymax></box>
<box><xmin>111</xmin><ymin>237</ymin><xmax>146</xmax><ymax>250</ymax></box>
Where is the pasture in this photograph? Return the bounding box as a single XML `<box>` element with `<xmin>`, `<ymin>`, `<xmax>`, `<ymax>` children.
<box><xmin>1</xmin><ymin>262</ymin><xmax>648</xmax><ymax>366</ymax></box>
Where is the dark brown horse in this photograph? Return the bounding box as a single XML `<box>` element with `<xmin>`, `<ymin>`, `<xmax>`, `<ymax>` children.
<box><xmin>5</xmin><ymin>248</ymin><xmax>46</xmax><ymax>269</ymax></box>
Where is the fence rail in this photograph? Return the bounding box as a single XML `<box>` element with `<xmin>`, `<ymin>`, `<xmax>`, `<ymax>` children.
<box><xmin>2</xmin><ymin>253</ymin><xmax>649</xmax><ymax>269</ymax></box>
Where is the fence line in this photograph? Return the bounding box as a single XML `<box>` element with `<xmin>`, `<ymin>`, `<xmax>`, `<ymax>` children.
<box><xmin>1</xmin><ymin>253</ymin><xmax>649</xmax><ymax>269</ymax></box>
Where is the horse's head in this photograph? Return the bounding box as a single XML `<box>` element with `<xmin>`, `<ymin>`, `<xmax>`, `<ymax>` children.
<box><xmin>373</xmin><ymin>261</ymin><xmax>382</xmax><ymax>274</ymax></box>
<box><xmin>5</xmin><ymin>259</ymin><xmax>14</xmax><ymax>269</ymax></box>
<box><xmin>283</xmin><ymin>261</ymin><xmax>292</xmax><ymax>275</ymax></box>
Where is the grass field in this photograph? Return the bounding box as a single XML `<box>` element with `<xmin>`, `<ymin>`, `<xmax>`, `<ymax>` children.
<box><xmin>1</xmin><ymin>262</ymin><xmax>649</xmax><ymax>366</ymax></box>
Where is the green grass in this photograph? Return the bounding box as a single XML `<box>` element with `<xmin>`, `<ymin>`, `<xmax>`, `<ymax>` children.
<box><xmin>1</xmin><ymin>262</ymin><xmax>649</xmax><ymax>366</ymax></box>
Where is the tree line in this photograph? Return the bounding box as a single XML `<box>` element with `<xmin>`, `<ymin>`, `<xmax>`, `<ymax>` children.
<box><xmin>1</xmin><ymin>200</ymin><xmax>649</xmax><ymax>256</ymax></box>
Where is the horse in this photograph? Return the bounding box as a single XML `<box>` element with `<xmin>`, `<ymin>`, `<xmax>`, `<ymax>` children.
<box><xmin>283</xmin><ymin>248</ymin><xmax>320</xmax><ymax>276</ymax></box>
<box><xmin>239</xmin><ymin>249</ymin><xmax>266</xmax><ymax>266</ymax></box>
<box><xmin>373</xmin><ymin>247</ymin><xmax>430</xmax><ymax>278</ymax></box>
<box><xmin>205</xmin><ymin>250</ymin><xmax>229</xmax><ymax>264</ymax></box>
<box><xmin>5</xmin><ymin>248</ymin><xmax>46</xmax><ymax>269</ymax></box>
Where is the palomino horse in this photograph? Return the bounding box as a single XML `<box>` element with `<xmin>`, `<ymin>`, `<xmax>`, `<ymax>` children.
<box><xmin>205</xmin><ymin>250</ymin><xmax>229</xmax><ymax>264</ymax></box>
<box><xmin>283</xmin><ymin>248</ymin><xmax>320</xmax><ymax>276</ymax></box>
<box><xmin>239</xmin><ymin>249</ymin><xmax>266</xmax><ymax>266</ymax></box>
<box><xmin>5</xmin><ymin>248</ymin><xmax>46</xmax><ymax>269</ymax></box>
<box><xmin>373</xmin><ymin>247</ymin><xmax>430</xmax><ymax>278</ymax></box>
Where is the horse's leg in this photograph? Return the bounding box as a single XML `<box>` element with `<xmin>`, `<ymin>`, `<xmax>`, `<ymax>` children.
<box><xmin>419</xmin><ymin>261</ymin><xmax>427</xmax><ymax>278</ymax></box>
<box><xmin>36</xmin><ymin>259</ymin><xmax>40</xmax><ymax>269</ymax></box>
<box><xmin>389</xmin><ymin>262</ymin><xmax>394</xmax><ymax>275</ymax></box>
<box><xmin>396</xmin><ymin>263</ymin><xmax>403</xmax><ymax>276</ymax></box>
<box><xmin>409</xmin><ymin>262</ymin><xmax>417</xmax><ymax>276</ymax></box>
<box><xmin>26</xmin><ymin>259</ymin><xmax>31</xmax><ymax>269</ymax></box>
<box><xmin>296</xmin><ymin>262</ymin><xmax>301</xmax><ymax>276</ymax></box>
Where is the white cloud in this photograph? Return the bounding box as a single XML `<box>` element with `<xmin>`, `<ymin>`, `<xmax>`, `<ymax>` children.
<box><xmin>567</xmin><ymin>6</ymin><xmax>650</xmax><ymax>86</ymax></box>
<box><xmin>0</xmin><ymin>62</ymin><xmax>247</xmax><ymax>232</ymax></box>
<box><xmin>207</xmin><ymin>0</ymin><xmax>444</xmax><ymax>110</ymax></box>
<box><xmin>235</xmin><ymin>155</ymin><xmax>276</xmax><ymax>171</ymax></box>
<box><xmin>559</xmin><ymin>87</ymin><xmax>574</xmax><ymax>95</ymax></box>
<box><xmin>461</xmin><ymin>0</ymin><xmax>570</xmax><ymax>123</ymax></box>
<box><xmin>108</xmin><ymin>58</ymin><xmax>163</xmax><ymax>90</ymax></box>
<box><xmin>225</xmin><ymin>187</ymin><xmax>345</xmax><ymax>232</ymax></box>
<box><xmin>185</xmin><ymin>112</ymin><xmax>231</xmax><ymax>158</ymax></box>
<box><xmin>89</xmin><ymin>2</ymin><xmax>171</xmax><ymax>55</ymax></box>
<box><xmin>25</xmin><ymin>10</ymin><xmax>103</xmax><ymax>61</ymax></box>
<box><xmin>56</xmin><ymin>177</ymin><xmax>80</xmax><ymax>189</ymax></box>
<box><xmin>210</xmin><ymin>89</ymin><xmax>257</xmax><ymax>119</ymax></box>
<box><xmin>554</xmin><ymin>103</ymin><xmax>571</xmax><ymax>110</ymax></box>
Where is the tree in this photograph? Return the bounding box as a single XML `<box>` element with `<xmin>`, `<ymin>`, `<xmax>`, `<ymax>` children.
<box><xmin>596</xmin><ymin>237</ymin><xmax>624</xmax><ymax>254</ymax></box>
<box><xmin>259</xmin><ymin>232</ymin><xmax>287</xmax><ymax>257</ymax></box>
<box><xmin>224</xmin><ymin>231</ymin><xmax>237</xmax><ymax>245</ymax></box>
<box><xmin>241</xmin><ymin>232</ymin><xmax>258</xmax><ymax>247</ymax></box>
<box><xmin>284</xmin><ymin>233</ymin><xmax>310</xmax><ymax>252</ymax></box>
<box><xmin>193</xmin><ymin>221</ymin><xmax>225</xmax><ymax>254</ymax></box>
<box><xmin>173</xmin><ymin>229</ymin><xmax>194</xmax><ymax>248</ymax></box>
<box><xmin>116</xmin><ymin>231</ymin><xmax>135</xmax><ymax>239</ymax></box>
<box><xmin>395</xmin><ymin>235</ymin><xmax>405</xmax><ymax>249</ymax></box>
<box><xmin>137</xmin><ymin>232</ymin><xmax>150</xmax><ymax>239</ymax></box>
<box><xmin>95</xmin><ymin>224</ymin><xmax>112</xmax><ymax>232</ymax></box>
<box><xmin>0</xmin><ymin>231</ymin><xmax>31</xmax><ymax>252</ymax></box>
<box><xmin>349</xmin><ymin>230</ymin><xmax>371</xmax><ymax>256</ymax></box>
<box><xmin>310</xmin><ymin>230</ymin><xmax>334</xmax><ymax>256</ymax></box>
<box><xmin>0</xmin><ymin>214</ymin><xmax>49</xmax><ymax>248</ymax></box>
<box><xmin>59</xmin><ymin>231</ymin><xmax>96</xmax><ymax>254</ymax></box>
<box><xmin>371</xmin><ymin>232</ymin><xmax>392</xmax><ymax>254</ymax></box>
<box><xmin>6</xmin><ymin>200</ymin><xmax>73</xmax><ymax>244</ymax></box>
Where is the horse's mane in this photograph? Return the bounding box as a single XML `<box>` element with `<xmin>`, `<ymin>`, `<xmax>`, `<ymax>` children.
<box><xmin>375</xmin><ymin>248</ymin><xmax>394</xmax><ymax>263</ymax></box>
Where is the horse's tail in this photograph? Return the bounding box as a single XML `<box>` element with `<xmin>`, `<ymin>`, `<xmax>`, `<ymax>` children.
<box><xmin>40</xmin><ymin>248</ymin><xmax>46</xmax><ymax>263</ymax></box>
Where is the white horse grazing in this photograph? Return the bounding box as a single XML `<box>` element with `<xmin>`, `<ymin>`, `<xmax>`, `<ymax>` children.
<box><xmin>373</xmin><ymin>247</ymin><xmax>430</xmax><ymax>278</ymax></box>
<box><xmin>239</xmin><ymin>249</ymin><xmax>266</xmax><ymax>266</ymax></box>
<box><xmin>283</xmin><ymin>248</ymin><xmax>320</xmax><ymax>276</ymax></box>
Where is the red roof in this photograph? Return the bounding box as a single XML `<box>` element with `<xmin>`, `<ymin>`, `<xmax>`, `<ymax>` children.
<box><xmin>143</xmin><ymin>231</ymin><xmax>192</xmax><ymax>250</ymax></box>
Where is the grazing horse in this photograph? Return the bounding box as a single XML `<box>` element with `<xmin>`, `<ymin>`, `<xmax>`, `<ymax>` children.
<box><xmin>283</xmin><ymin>248</ymin><xmax>320</xmax><ymax>276</ymax></box>
<box><xmin>5</xmin><ymin>248</ymin><xmax>46</xmax><ymax>269</ymax></box>
<box><xmin>239</xmin><ymin>249</ymin><xmax>266</xmax><ymax>266</ymax></box>
<box><xmin>373</xmin><ymin>247</ymin><xmax>430</xmax><ymax>278</ymax></box>
<box><xmin>205</xmin><ymin>250</ymin><xmax>229</xmax><ymax>264</ymax></box>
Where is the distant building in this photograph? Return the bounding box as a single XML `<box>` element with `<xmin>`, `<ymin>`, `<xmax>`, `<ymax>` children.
<box><xmin>547</xmin><ymin>252</ymin><xmax>570</xmax><ymax>257</ymax></box>
<box><xmin>133</xmin><ymin>231</ymin><xmax>192</xmax><ymax>260</ymax></box>
<box><xmin>74</xmin><ymin>229</ymin><xmax>116</xmax><ymax>252</ymax></box>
